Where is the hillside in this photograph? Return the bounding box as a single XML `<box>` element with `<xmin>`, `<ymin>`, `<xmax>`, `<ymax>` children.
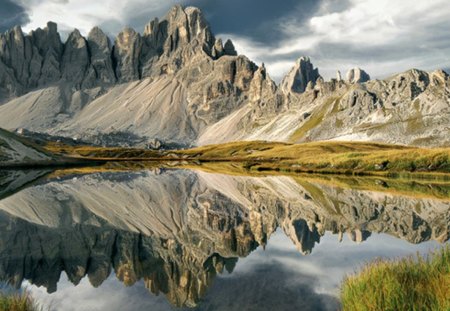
<box><xmin>0</xmin><ymin>128</ymin><xmax>54</xmax><ymax>166</ymax></box>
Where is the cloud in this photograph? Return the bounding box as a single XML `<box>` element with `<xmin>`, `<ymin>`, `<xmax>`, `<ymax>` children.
<box><xmin>220</xmin><ymin>0</ymin><xmax>450</xmax><ymax>81</ymax></box>
<box><xmin>7</xmin><ymin>0</ymin><xmax>450</xmax><ymax>82</ymax></box>
<box><xmin>0</xmin><ymin>0</ymin><xmax>30</xmax><ymax>32</ymax></box>
<box><xmin>187</xmin><ymin>0</ymin><xmax>320</xmax><ymax>43</ymax></box>
<box><xmin>197</xmin><ymin>262</ymin><xmax>339</xmax><ymax>311</ymax></box>
<box><xmin>19</xmin><ymin>0</ymin><xmax>182</xmax><ymax>36</ymax></box>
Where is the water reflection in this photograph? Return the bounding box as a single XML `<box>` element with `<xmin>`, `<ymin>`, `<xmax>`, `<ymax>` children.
<box><xmin>0</xmin><ymin>168</ymin><xmax>448</xmax><ymax>309</ymax></box>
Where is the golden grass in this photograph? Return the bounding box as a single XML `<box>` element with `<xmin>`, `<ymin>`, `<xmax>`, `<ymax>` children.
<box><xmin>341</xmin><ymin>246</ymin><xmax>450</xmax><ymax>311</ymax></box>
<box><xmin>0</xmin><ymin>291</ymin><xmax>43</xmax><ymax>311</ymax></box>
<box><xmin>44</xmin><ymin>140</ymin><xmax>450</xmax><ymax>176</ymax></box>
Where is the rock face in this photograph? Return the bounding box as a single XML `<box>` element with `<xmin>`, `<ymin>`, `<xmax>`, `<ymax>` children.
<box><xmin>0</xmin><ymin>5</ymin><xmax>449</xmax><ymax>147</ymax></box>
<box><xmin>87</xmin><ymin>27</ymin><xmax>115</xmax><ymax>85</ymax></box>
<box><xmin>346</xmin><ymin>67</ymin><xmax>370</xmax><ymax>83</ymax></box>
<box><xmin>114</xmin><ymin>27</ymin><xmax>142</xmax><ymax>82</ymax></box>
<box><xmin>0</xmin><ymin>22</ymin><xmax>63</xmax><ymax>98</ymax></box>
<box><xmin>61</xmin><ymin>29</ymin><xmax>91</xmax><ymax>88</ymax></box>
<box><xmin>280</xmin><ymin>56</ymin><xmax>321</xmax><ymax>94</ymax></box>
<box><xmin>0</xmin><ymin>169</ymin><xmax>448</xmax><ymax>307</ymax></box>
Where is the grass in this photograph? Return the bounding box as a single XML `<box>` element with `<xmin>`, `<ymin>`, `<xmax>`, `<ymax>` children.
<box><xmin>44</xmin><ymin>140</ymin><xmax>450</xmax><ymax>176</ymax></box>
<box><xmin>340</xmin><ymin>246</ymin><xmax>450</xmax><ymax>311</ymax></box>
<box><xmin>0</xmin><ymin>291</ymin><xmax>43</xmax><ymax>311</ymax></box>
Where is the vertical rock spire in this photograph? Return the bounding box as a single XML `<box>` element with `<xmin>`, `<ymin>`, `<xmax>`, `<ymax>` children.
<box><xmin>346</xmin><ymin>67</ymin><xmax>370</xmax><ymax>83</ymax></box>
<box><xmin>87</xmin><ymin>27</ymin><xmax>116</xmax><ymax>84</ymax></box>
<box><xmin>280</xmin><ymin>56</ymin><xmax>321</xmax><ymax>94</ymax></box>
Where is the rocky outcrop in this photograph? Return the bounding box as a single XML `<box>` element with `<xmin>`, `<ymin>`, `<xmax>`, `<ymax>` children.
<box><xmin>280</xmin><ymin>56</ymin><xmax>321</xmax><ymax>94</ymax></box>
<box><xmin>114</xmin><ymin>27</ymin><xmax>142</xmax><ymax>82</ymax></box>
<box><xmin>0</xmin><ymin>5</ymin><xmax>242</xmax><ymax>100</ymax></box>
<box><xmin>346</xmin><ymin>67</ymin><xmax>370</xmax><ymax>84</ymax></box>
<box><xmin>86</xmin><ymin>27</ymin><xmax>115</xmax><ymax>85</ymax></box>
<box><xmin>61</xmin><ymin>29</ymin><xmax>91</xmax><ymax>87</ymax></box>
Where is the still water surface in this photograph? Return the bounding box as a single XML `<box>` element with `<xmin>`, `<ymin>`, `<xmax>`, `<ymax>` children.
<box><xmin>0</xmin><ymin>168</ymin><xmax>448</xmax><ymax>310</ymax></box>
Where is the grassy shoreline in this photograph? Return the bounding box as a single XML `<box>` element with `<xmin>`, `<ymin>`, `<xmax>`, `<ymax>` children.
<box><xmin>44</xmin><ymin>140</ymin><xmax>450</xmax><ymax>177</ymax></box>
<box><xmin>340</xmin><ymin>246</ymin><xmax>450</xmax><ymax>311</ymax></box>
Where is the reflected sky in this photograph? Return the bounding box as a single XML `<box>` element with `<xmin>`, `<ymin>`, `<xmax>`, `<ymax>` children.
<box><xmin>23</xmin><ymin>231</ymin><xmax>442</xmax><ymax>311</ymax></box>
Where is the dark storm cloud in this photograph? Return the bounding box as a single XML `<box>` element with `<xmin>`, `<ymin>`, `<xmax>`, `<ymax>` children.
<box><xmin>184</xmin><ymin>0</ymin><xmax>321</xmax><ymax>44</ymax></box>
<box><xmin>0</xmin><ymin>0</ymin><xmax>30</xmax><ymax>32</ymax></box>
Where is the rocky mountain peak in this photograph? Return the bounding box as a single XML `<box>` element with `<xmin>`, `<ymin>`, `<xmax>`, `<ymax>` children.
<box><xmin>87</xmin><ymin>27</ymin><xmax>115</xmax><ymax>84</ymax></box>
<box><xmin>61</xmin><ymin>29</ymin><xmax>90</xmax><ymax>86</ymax></box>
<box><xmin>114</xmin><ymin>27</ymin><xmax>142</xmax><ymax>82</ymax></box>
<box><xmin>162</xmin><ymin>5</ymin><xmax>211</xmax><ymax>49</ymax></box>
<box><xmin>346</xmin><ymin>67</ymin><xmax>370</xmax><ymax>83</ymax></box>
<box><xmin>30</xmin><ymin>21</ymin><xmax>63</xmax><ymax>55</ymax></box>
<box><xmin>224</xmin><ymin>39</ymin><xmax>237</xmax><ymax>56</ymax></box>
<box><xmin>280</xmin><ymin>56</ymin><xmax>321</xmax><ymax>94</ymax></box>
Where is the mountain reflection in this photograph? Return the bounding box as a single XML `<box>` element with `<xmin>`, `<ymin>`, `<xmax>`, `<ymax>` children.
<box><xmin>0</xmin><ymin>169</ymin><xmax>448</xmax><ymax>308</ymax></box>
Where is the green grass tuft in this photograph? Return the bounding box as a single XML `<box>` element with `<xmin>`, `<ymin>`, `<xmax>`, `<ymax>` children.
<box><xmin>340</xmin><ymin>246</ymin><xmax>450</xmax><ymax>311</ymax></box>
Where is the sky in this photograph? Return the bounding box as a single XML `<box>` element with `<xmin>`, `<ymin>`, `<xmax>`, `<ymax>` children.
<box><xmin>1</xmin><ymin>0</ymin><xmax>450</xmax><ymax>81</ymax></box>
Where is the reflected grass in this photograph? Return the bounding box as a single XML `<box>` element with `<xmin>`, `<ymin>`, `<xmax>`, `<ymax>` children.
<box><xmin>340</xmin><ymin>246</ymin><xmax>450</xmax><ymax>311</ymax></box>
<box><xmin>42</xmin><ymin>160</ymin><xmax>450</xmax><ymax>201</ymax></box>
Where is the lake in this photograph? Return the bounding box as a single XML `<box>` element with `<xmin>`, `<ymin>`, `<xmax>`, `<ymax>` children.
<box><xmin>0</xmin><ymin>168</ymin><xmax>448</xmax><ymax>310</ymax></box>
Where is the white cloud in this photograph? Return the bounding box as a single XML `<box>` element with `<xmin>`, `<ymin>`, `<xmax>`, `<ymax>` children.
<box><xmin>221</xmin><ymin>0</ymin><xmax>450</xmax><ymax>81</ymax></box>
<box><xmin>18</xmin><ymin>0</ymin><xmax>179</xmax><ymax>35</ymax></box>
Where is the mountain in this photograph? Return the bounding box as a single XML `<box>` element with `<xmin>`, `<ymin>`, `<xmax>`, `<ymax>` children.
<box><xmin>0</xmin><ymin>169</ymin><xmax>448</xmax><ymax>307</ymax></box>
<box><xmin>0</xmin><ymin>5</ymin><xmax>449</xmax><ymax>147</ymax></box>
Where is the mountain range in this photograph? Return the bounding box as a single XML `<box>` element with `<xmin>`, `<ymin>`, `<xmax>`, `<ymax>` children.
<box><xmin>0</xmin><ymin>5</ymin><xmax>449</xmax><ymax>147</ymax></box>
